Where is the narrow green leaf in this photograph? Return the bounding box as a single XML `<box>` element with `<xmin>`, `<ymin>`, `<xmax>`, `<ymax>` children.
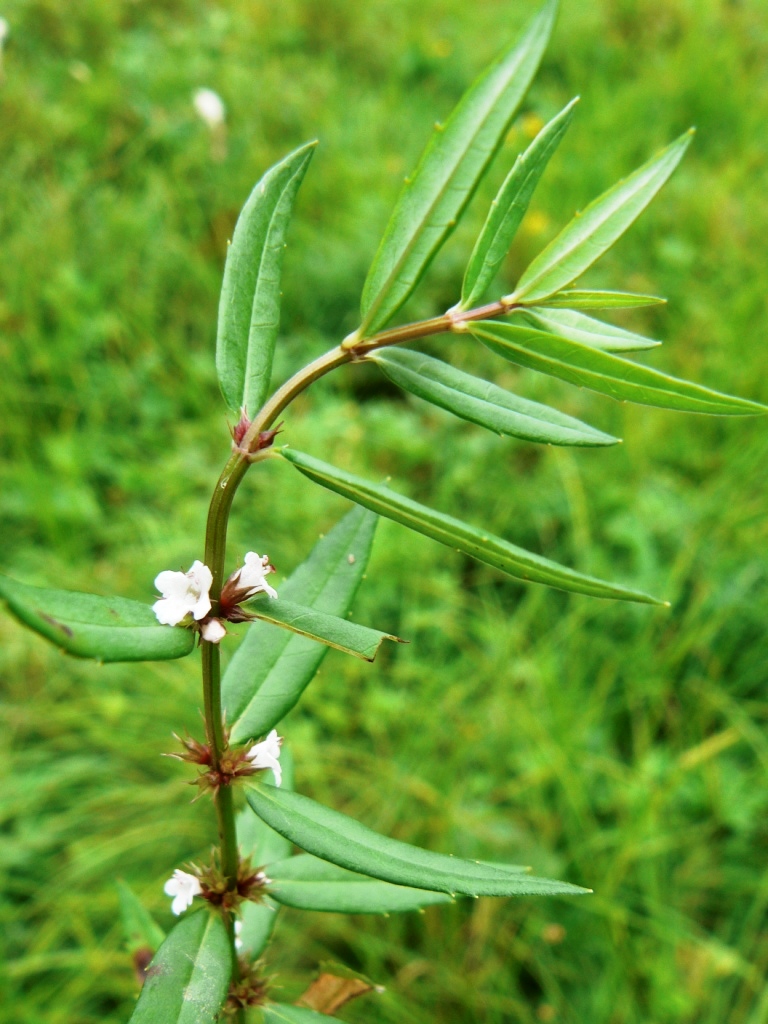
<box><xmin>461</xmin><ymin>98</ymin><xmax>577</xmax><ymax>308</ymax></box>
<box><xmin>358</xmin><ymin>0</ymin><xmax>557</xmax><ymax>336</ymax></box>
<box><xmin>117</xmin><ymin>881</ymin><xmax>165</xmax><ymax>954</ymax></box>
<box><xmin>237</xmin><ymin>745</ymin><xmax>295</xmax><ymax>866</ymax></box>
<box><xmin>247</xmin><ymin>784</ymin><xmax>588</xmax><ymax>898</ymax></box>
<box><xmin>225</xmin><ymin>509</ymin><xmax>377</xmax><ymax>744</ymax></box>
<box><xmin>0</xmin><ymin>575</ymin><xmax>194</xmax><ymax>662</ymax></box>
<box><xmin>279</xmin><ymin>448</ymin><xmax>663</xmax><ymax>604</ymax></box>
<box><xmin>472</xmin><ymin>321</ymin><xmax>768</xmax><ymax>415</ymax></box>
<box><xmin>369</xmin><ymin>347</ymin><xmax>617</xmax><ymax>446</ymax></box>
<box><xmin>128</xmin><ymin>911</ymin><xmax>232</xmax><ymax>1024</ymax></box>
<box><xmin>216</xmin><ymin>142</ymin><xmax>316</xmax><ymax>415</ymax></box>
<box><xmin>235</xmin><ymin>748</ymin><xmax>290</xmax><ymax>959</ymax></box>
<box><xmin>520</xmin><ymin>307</ymin><xmax>660</xmax><ymax>352</ymax></box>
<box><xmin>244</xmin><ymin>594</ymin><xmax>402</xmax><ymax>661</ymax></box>
<box><xmin>263</xmin><ymin>1005</ymin><xmax>346</xmax><ymax>1024</ymax></box>
<box><xmin>534</xmin><ymin>289</ymin><xmax>666</xmax><ymax>309</ymax></box>
<box><xmin>510</xmin><ymin>131</ymin><xmax>694</xmax><ymax>303</ymax></box>
<box><xmin>267</xmin><ymin>854</ymin><xmax>454</xmax><ymax>914</ymax></box>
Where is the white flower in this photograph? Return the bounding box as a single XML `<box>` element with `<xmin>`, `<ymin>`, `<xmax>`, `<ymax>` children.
<box><xmin>153</xmin><ymin>560</ymin><xmax>212</xmax><ymax>626</ymax></box>
<box><xmin>245</xmin><ymin>729</ymin><xmax>283</xmax><ymax>786</ymax></box>
<box><xmin>200</xmin><ymin>617</ymin><xmax>227</xmax><ymax>644</ymax></box>
<box><xmin>193</xmin><ymin>88</ymin><xmax>225</xmax><ymax>128</ymax></box>
<box><xmin>164</xmin><ymin>869</ymin><xmax>202</xmax><ymax>915</ymax></box>
<box><xmin>0</xmin><ymin>18</ymin><xmax>9</xmax><ymax>45</ymax></box>
<box><xmin>234</xmin><ymin>918</ymin><xmax>243</xmax><ymax>951</ymax></box>
<box><xmin>238</xmin><ymin>552</ymin><xmax>278</xmax><ymax>600</ymax></box>
<box><xmin>254</xmin><ymin>870</ymin><xmax>273</xmax><ymax>886</ymax></box>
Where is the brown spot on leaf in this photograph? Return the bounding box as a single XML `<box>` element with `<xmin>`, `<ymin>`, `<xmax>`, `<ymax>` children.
<box><xmin>39</xmin><ymin>612</ymin><xmax>74</xmax><ymax>637</ymax></box>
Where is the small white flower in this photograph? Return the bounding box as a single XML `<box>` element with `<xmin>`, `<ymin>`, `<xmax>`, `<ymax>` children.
<box><xmin>200</xmin><ymin>617</ymin><xmax>227</xmax><ymax>644</ymax></box>
<box><xmin>153</xmin><ymin>560</ymin><xmax>212</xmax><ymax>626</ymax></box>
<box><xmin>193</xmin><ymin>88</ymin><xmax>225</xmax><ymax>128</ymax></box>
<box><xmin>234</xmin><ymin>918</ymin><xmax>243</xmax><ymax>951</ymax></box>
<box><xmin>164</xmin><ymin>869</ymin><xmax>202</xmax><ymax>915</ymax></box>
<box><xmin>0</xmin><ymin>18</ymin><xmax>9</xmax><ymax>45</ymax></box>
<box><xmin>254</xmin><ymin>870</ymin><xmax>273</xmax><ymax>886</ymax></box>
<box><xmin>237</xmin><ymin>552</ymin><xmax>278</xmax><ymax>600</ymax></box>
<box><xmin>245</xmin><ymin>729</ymin><xmax>283</xmax><ymax>786</ymax></box>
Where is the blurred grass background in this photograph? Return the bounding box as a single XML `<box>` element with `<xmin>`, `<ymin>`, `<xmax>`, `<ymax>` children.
<box><xmin>0</xmin><ymin>0</ymin><xmax>767</xmax><ymax>1021</ymax></box>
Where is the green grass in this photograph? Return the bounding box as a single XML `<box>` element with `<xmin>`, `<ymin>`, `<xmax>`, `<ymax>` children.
<box><xmin>1</xmin><ymin>0</ymin><xmax>767</xmax><ymax>1021</ymax></box>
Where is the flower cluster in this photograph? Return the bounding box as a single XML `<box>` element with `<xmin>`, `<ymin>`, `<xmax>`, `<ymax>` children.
<box><xmin>152</xmin><ymin>552</ymin><xmax>277</xmax><ymax>643</ymax></box>
<box><xmin>167</xmin><ymin>729</ymin><xmax>283</xmax><ymax>793</ymax></box>
<box><xmin>164</xmin><ymin>856</ymin><xmax>272</xmax><ymax>916</ymax></box>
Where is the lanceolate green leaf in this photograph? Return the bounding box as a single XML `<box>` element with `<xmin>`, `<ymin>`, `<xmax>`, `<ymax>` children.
<box><xmin>0</xmin><ymin>575</ymin><xmax>194</xmax><ymax>662</ymax></box>
<box><xmin>235</xmin><ymin>751</ymin><xmax>294</xmax><ymax>959</ymax></box>
<box><xmin>247</xmin><ymin>784</ymin><xmax>587</xmax><ymax>898</ymax></box>
<box><xmin>520</xmin><ymin>307</ymin><xmax>660</xmax><ymax>352</ymax></box>
<box><xmin>267</xmin><ymin>854</ymin><xmax>454</xmax><ymax>914</ymax></box>
<box><xmin>535</xmin><ymin>289</ymin><xmax>666</xmax><ymax>309</ymax></box>
<box><xmin>358</xmin><ymin>0</ymin><xmax>557</xmax><ymax>337</ymax></box>
<box><xmin>461</xmin><ymin>97</ymin><xmax>577</xmax><ymax>308</ymax></box>
<box><xmin>369</xmin><ymin>347</ymin><xmax>617</xmax><ymax>446</ymax></box>
<box><xmin>237</xmin><ymin>746</ymin><xmax>295</xmax><ymax>866</ymax></box>
<box><xmin>128</xmin><ymin>911</ymin><xmax>232</xmax><ymax>1024</ymax></box>
<box><xmin>117</xmin><ymin>881</ymin><xmax>165</xmax><ymax>954</ymax></box>
<box><xmin>509</xmin><ymin>131</ymin><xmax>693</xmax><ymax>304</ymax></box>
<box><xmin>216</xmin><ymin>142</ymin><xmax>316</xmax><ymax>415</ymax></box>
<box><xmin>244</xmin><ymin>595</ymin><xmax>401</xmax><ymax>661</ymax></box>
<box><xmin>263</xmin><ymin>1006</ymin><xmax>347</xmax><ymax>1024</ymax></box>
<box><xmin>279</xmin><ymin>448</ymin><xmax>662</xmax><ymax>604</ymax></box>
<box><xmin>224</xmin><ymin>509</ymin><xmax>377</xmax><ymax>744</ymax></box>
<box><xmin>472</xmin><ymin>321</ymin><xmax>768</xmax><ymax>415</ymax></box>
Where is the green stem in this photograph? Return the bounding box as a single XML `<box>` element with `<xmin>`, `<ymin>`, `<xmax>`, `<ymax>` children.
<box><xmin>198</xmin><ymin>293</ymin><xmax>517</xmax><ymax>997</ymax></box>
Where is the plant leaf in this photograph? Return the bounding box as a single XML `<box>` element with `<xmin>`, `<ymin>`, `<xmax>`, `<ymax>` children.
<box><xmin>243</xmin><ymin>594</ymin><xmax>402</xmax><ymax>661</ymax></box>
<box><xmin>278</xmin><ymin>448</ymin><xmax>663</xmax><ymax>604</ymax></box>
<box><xmin>472</xmin><ymin>321</ymin><xmax>768</xmax><ymax>415</ymax></box>
<box><xmin>128</xmin><ymin>911</ymin><xmax>232</xmax><ymax>1024</ymax></box>
<box><xmin>262</xmin><ymin>1005</ymin><xmax>347</xmax><ymax>1024</ymax></box>
<box><xmin>534</xmin><ymin>289</ymin><xmax>666</xmax><ymax>309</ymax></box>
<box><xmin>247</xmin><ymin>784</ymin><xmax>587</xmax><ymax>898</ymax></box>
<box><xmin>519</xmin><ymin>307</ymin><xmax>660</xmax><ymax>352</ymax></box>
<box><xmin>267</xmin><ymin>853</ymin><xmax>454</xmax><ymax>914</ymax></box>
<box><xmin>0</xmin><ymin>574</ymin><xmax>194</xmax><ymax>662</ymax></box>
<box><xmin>117</xmin><ymin>881</ymin><xmax>165</xmax><ymax>954</ymax></box>
<box><xmin>509</xmin><ymin>131</ymin><xmax>693</xmax><ymax>303</ymax></box>
<box><xmin>461</xmin><ymin>97</ymin><xmax>577</xmax><ymax>308</ymax></box>
<box><xmin>216</xmin><ymin>142</ymin><xmax>316</xmax><ymax>415</ymax></box>
<box><xmin>224</xmin><ymin>509</ymin><xmax>377</xmax><ymax>744</ymax></box>
<box><xmin>369</xmin><ymin>347</ymin><xmax>617</xmax><ymax>446</ymax></box>
<box><xmin>297</xmin><ymin>972</ymin><xmax>377</xmax><ymax>1015</ymax></box>
<box><xmin>358</xmin><ymin>0</ymin><xmax>557</xmax><ymax>336</ymax></box>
